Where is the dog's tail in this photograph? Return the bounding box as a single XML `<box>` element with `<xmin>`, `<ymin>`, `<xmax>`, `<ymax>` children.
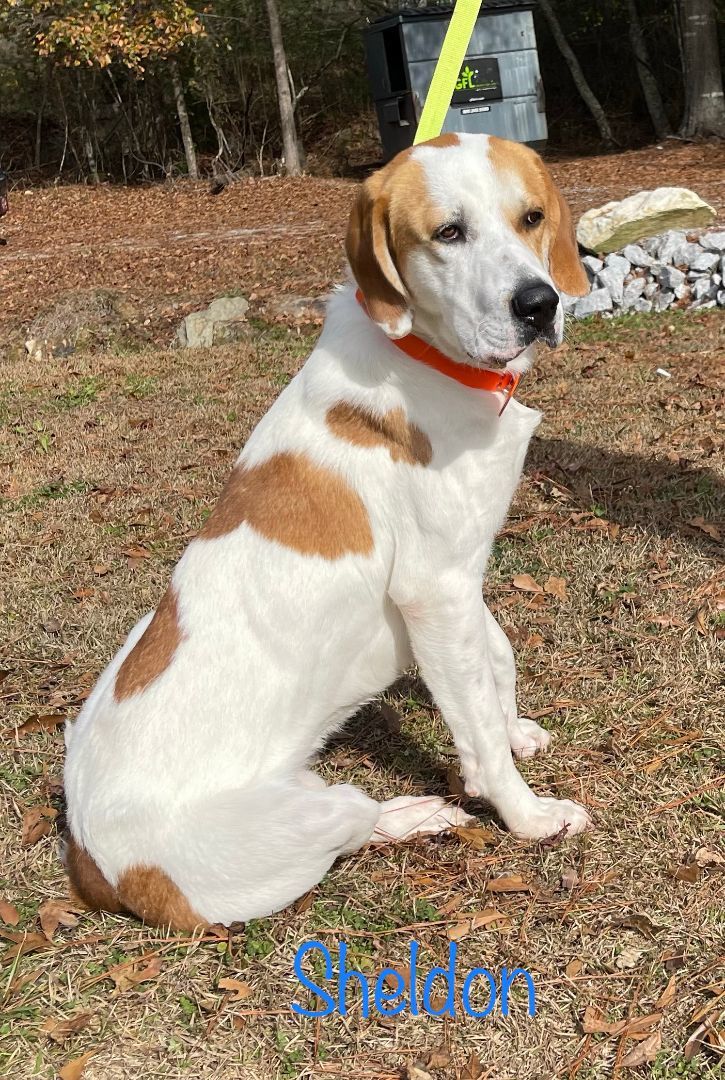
<box><xmin>66</xmin><ymin>780</ymin><xmax>380</xmax><ymax>929</ymax></box>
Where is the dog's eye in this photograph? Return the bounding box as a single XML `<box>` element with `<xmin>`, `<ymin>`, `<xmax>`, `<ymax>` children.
<box><xmin>524</xmin><ymin>210</ymin><xmax>544</xmax><ymax>228</ymax></box>
<box><xmin>434</xmin><ymin>223</ymin><xmax>463</xmax><ymax>243</ymax></box>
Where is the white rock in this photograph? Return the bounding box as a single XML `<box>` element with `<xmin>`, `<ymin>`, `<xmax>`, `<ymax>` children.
<box><xmin>643</xmin><ymin>235</ymin><xmax>662</xmax><ymax>257</ymax></box>
<box><xmin>644</xmin><ymin>282</ymin><xmax>659</xmax><ymax>300</ymax></box>
<box><xmin>687</xmin><ymin>269</ymin><xmax>707</xmax><ymax>281</ymax></box>
<box><xmin>699</xmin><ymin>230</ymin><xmax>725</xmax><ymax>253</ymax></box>
<box><xmin>576</xmin><ymin>189</ymin><xmax>715</xmax><ymax>253</ymax></box>
<box><xmin>693</xmin><ymin>300</ymin><xmax>716</xmax><ymax>309</ymax></box>
<box><xmin>689</xmin><ymin>250</ymin><xmax>719</xmax><ymax>273</ymax></box>
<box><xmin>658</xmin><ymin>265</ymin><xmax>685</xmax><ymax>289</ymax></box>
<box><xmin>582</xmin><ymin>255</ymin><xmax>604</xmax><ymax>275</ymax></box>
<box><xmin>605</xmin><ymin>253</ymin><xmax>631</xmax><ymax>276</ymax></box>
<box><xmin>622</xmin><ymin>244</ymin><xmax>653</xmax><ymax>267</ymax></box>
<box><xmin>672</xmin><ymin>241</ymin><xmax>705</xmax><ymax>266</ymax></box>
<box><xmin>622</xmin><ymin>277</ymin><xmax>647</xmax><ymax>307</ymax></box>
<box><xmin>713</xmin><ymin>273</ymin><xmax>722</xmax><ymax>287</ymax></box>
<box><xmin>656</xmin><ymin>230</ymin><xmax>687</xmax><ymax>263</ymax></box>
<box><xmin>597</xmin><ymin>266</ymin><xmax>625</xmax><ymax>305</ymax></box>
<box><xmin>674</xmin><ymin>283</ymin><xmax>689</xmax><ymax>300</ymax></box>
<box><xmin>649</xmin><ymin>263</ymin><xmax>662</xmax><ymax>277</ymax></box>
<box><xmin>561</xmin><ymin>292</ymin><xmax>578</xmax><ymax>314</ymax></box>
<box><xmin>717</xmin><ymin>289</ymin><xmax>725</xmax><ymax>307</ymax></box>
<box><xmin>654</xmin><ymin>290</ymin><xmax>675</xmax><ymax>311</ymax></box>
<box><xmin>693</xmin><ymin>277</ymin><xmax>717</xmax><ymax>302</ymax></box>
<box><xmin>633</xmin><ymin>298</ymin><xmax>653</xmax><ymax>313</ymax></box>
<box><xmin>574</xmin><ymin>288</ymin><xmax>613</xmax><ymax>318</ymax></box>
<box><xmin>177</xmin><ymin>295</ymin><xmax>249</xmax><ymax>347</ymax></box>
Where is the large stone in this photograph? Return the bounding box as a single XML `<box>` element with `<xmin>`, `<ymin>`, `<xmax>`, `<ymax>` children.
<box><xmin>621</xmin><ymin>244</ymin><xmax>653</xmax><ymax>267</ymax></box>
<box><xmin>672</xmin><ymin>241</ymin><xmax>705</xmax><ymax>267</ymax></box>
<box><xmin>689</xmin><ymin>250</ymin><xmax>719</xmax><ymax>273</ymax></box>
<box><xmin>632</xmin><ymin>298</ymin><xmax>653</xmax><ymax>313</ymax></box>
<box><xmin>654</xmin><ymin>290</ymin><xmax>675</xmax><ymax>312</ymax></box>
<box><xmin>605</xmin><ymin>253</ymin><xmax>631</xmax><ymax>276</ymax></box>
<box><xmin>574</xmin><ymin>288</ymin><xmax>613</xmax><ymax>318</ymax></box>
<box><xmin>658</xmin><ymin>265</ymin><xmax>685</xmax><ymax>289</ymax></box>
<box><xmin>576</xmin><ymin>189</ymin><xmax>715</xmax><ymax>253</ymax></box>
<box><xmin>699</xmin><ymin>230</ymin><xmax>725</xmax><ymax>253</ymax></box>
<box><xmin>693</xmin><ymin>277</ymin><xmax>717</xmax><ymax>302</ymax></box>
<box><xmin>176</xmin><ymin>295</ymin><xmax>249</xmax><ymax>348</ymax></box>
<box><xmin>622</xmin><ymin>277</ymin><xmax>647</xmax><ymax>308</ymax></box>
<box><xmin>582</xmin><ymin>255</ymin><xmax>604</xmax><ymax>276</ymax></box>
<box><xmin>655</xmin><ymin>230</ymin><xmax>687</xmax><ymax>264</ymax></box>
<box><xmin>717</xmin><ymin>290</ymin><xmax>725</xmax><ymax>307</ymax></box>
<box><xmin>597</xmin><ymin>265</ymin><xmax>625</xmax><ymax>305</ymax></box>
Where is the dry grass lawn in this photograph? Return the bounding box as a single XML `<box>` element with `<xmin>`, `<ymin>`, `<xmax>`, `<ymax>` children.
<box><xmin>0</xmin><ymin>297</ymin><xmax>723</xmax><ymax>1079</ymax></box>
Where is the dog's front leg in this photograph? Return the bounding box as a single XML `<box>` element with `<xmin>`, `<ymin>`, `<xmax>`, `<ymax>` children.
<box><xmin>482</xmin><ymin>603</ymin><xmax>553</xmax><ymax>760</ymax></box>
<box><xmin>397</xmin><ymin>574</ymin><xmax>591</xmax><ymax>840</ymax></box>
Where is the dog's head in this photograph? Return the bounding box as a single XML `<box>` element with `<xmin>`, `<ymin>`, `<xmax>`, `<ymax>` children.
<box><xmin>346</xmin><ymin>133</ymin><xmax>588</xmax><ymax>373</ymax></box>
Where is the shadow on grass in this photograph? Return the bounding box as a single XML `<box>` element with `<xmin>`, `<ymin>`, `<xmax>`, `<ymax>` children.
<box><xmin>529</xmin><ymin>437</ymin><xmax>724</xmax><ymax>555</ymax></box>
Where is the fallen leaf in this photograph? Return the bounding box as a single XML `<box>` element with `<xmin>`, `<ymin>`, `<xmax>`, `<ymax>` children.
<box><xmin>0</xmin><ymin>932</ymin><xmax>51</xmax><ymax>966</ymax></box>
<box><xmin>382</xmin><ymin>965</ymin><xmax>409</xmax><ymax>991</ymax></box>
<box><xmin>688</xmin><ymin>517</ymin><xmax>722</xmax><ymax>542</ymax></box>
<box><xmin>21</xmin><ymin>806</ymin><xmax>58</xmax><ymax>847</ymax></box>
<box><xmin>486</xmin><ymin>874</ymin><xmax>531</xmax><ymax>893</ymax></box>
<box><xmin>41</xmin><ymin>1011</ymin><xmax>93</xmax><ymax>1044</ymax></box>
<box><xmin>0</xmin><ymin>898</ymin><xmax>20</xmax><ymax>926</ymax></box>
<box><xmin>446</xmin><ymin>764</ymin><xmax>466</xmax><ymax>797</ymax></box>
<box><xmin>448</xmin><ymin>920</ymin><xmax>471</xmax><ymax>942</ymax></box>
<box><xmin>461</xmin><ymin>1051</ymin><xmax>484</xmax><ymax>1080</ymax></box>
<box><xmin>560</xmin><ymin>867</ymin><xmax>579</xmax><ymax>891</ymax></box>
<box><xmin>42</xmin><ymin>617</ymin><xmax>62</xmax><ymax>635</ymax></box>
<box><xmin>620</xmin><ymin>1031</ymin><xmax>661</xmax><ymax>1068</ymax></box>
<box><xmin>694</xmin><ymin>846</ymin><xmax>724</xmax><ymax>868</ymax></box>
<box><xmin>672</xmin><ymin>862</ymin><xmax>701</xmax><ymax>883</ymax></box>
<box><xmin>217</xmin><ymin>977</ymin><xmax>252</xmax><ymax>1001</ymax></box>
<box><xmin>59</xmin><ymin>1050</ymin><xmax>97</xmax><ymax>1080</ymax></box>
<box><xmin>656</xmin><ymin>974</ymin><xmax>677</xmax><ymax>1010</ymax></box>
<box><xmin>12</xmin><ymin>714</ymin><xmax>66</xmax><ymax>736</ymax></box>
<box><xmin>544</xmin><ymin>575</ymin><xmax>567</xmax><ymax>600</ymax></box>
<box><xmin>39</xmin><ymin>899</ymin><xmax>83</xmax><ymax>940</ymax></box>
<box><xmin>616</xmin><ymin>944</ymin><xmax>645</xmax><ymax>970</ymax></box>
<box><xmin>512</xmin><ymin>573</ymin><xmax>543</xmax><ymax>594</ymax></box>
<box><xmin>611</xmin><ymin>913</ymin><xmax>661</xmax><ymax>940</ymax></box>
<box><xmin>405</xmin><ymin>1063</ymin><xmax>433</xmax><ymax>1080</ymax></box>
<box><xmin>92</xmin><ymin>564</ymin><xmax>111</xmax><ymax>576</ymax></box>
<box><xmin>540</xmin><ymin>823</ymin><xmax>570</xmax><ymax>847</ymax></box>
<box><xmin>565</xmin><ymin>958</ymin><xmax>583</xmax><ymax>978</ymax></box>
<box><xmin>426</xmin><ymin>1050</ymin><xmax>451</xmax><ymax>1069</ymax></box>
<box><xmin>110</xmin><ymin>956</ymin><xmax>163</xmax><ymax>993</ymax></box>
<box><xmin>452</xmin><ymin>825</ymin><xmax>496</xmax><ymax>850</ymax></box>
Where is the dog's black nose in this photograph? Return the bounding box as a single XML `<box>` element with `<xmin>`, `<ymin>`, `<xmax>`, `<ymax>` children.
<box><xmin>511</xmin><ymin>280</ymin><xmax>559</xmax><ymax>331</ymax></box>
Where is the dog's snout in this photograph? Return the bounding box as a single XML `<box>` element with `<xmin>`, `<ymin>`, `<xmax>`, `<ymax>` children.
<box><xmin>511</xmin><ymin>280</ymin><xmax>559</xmax><ymax>332</ymax></box>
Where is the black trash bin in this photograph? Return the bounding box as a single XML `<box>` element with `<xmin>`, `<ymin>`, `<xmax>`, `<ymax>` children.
<box><xmin>364</xmin><ymin>3</ymin><xmax>546</xmax><ymax>161</ymax></box>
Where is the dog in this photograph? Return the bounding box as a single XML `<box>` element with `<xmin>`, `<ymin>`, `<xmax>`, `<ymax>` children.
<box><xmin>64</xmin><ymin>133</ymin><xmax>591</xmax><ymax>930</ymax></box>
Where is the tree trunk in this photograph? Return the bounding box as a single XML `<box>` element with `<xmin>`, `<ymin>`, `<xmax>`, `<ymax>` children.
<box><xmin>537</xmin><ymin>0</ymin><xmax>615</xmax><ymax>147</ymax></box>
<box><xmin>626</xmin><ymin>0</ymin><xmax>671</xmax><ymax>139</ymax></box>
<box><xmin>678</xmin><ymin>0</ymin><xmax>725</xmax><ymax>137</ymax></box>
<box><xmin>170</xmin><ymin>57</ymin><xmax>199</xmax><ymax>179</ymax></box>
<box><xmin>263</xmin><ymin>0</ymin><xmax>303</xmax><ymax>175</ymax></box>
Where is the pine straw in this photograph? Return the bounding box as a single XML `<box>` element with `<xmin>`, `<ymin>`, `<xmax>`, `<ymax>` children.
<box><xmin>0</xmin><ymin>309</ymin><xmax>723</xmax><ymax>1080</ymax></box>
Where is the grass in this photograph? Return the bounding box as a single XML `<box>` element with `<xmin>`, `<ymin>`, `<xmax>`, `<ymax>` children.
<box><xmin>0</xmin><ymin>308</ymin><xmax>723</xmax><ymax>1080</ymax></box>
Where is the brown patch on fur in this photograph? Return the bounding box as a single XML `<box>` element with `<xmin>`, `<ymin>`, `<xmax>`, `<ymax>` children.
<box><xmin>327</xmin><ymin>402</ymin><xmax>432</xmax><ymax>467</ymax></box>
<box><xmin>488</xmin><ymin>137</ymin><xmax>589</xmax><ymax>296</ymax></box>
<box><xmin>346</xmin><ymin>135</ymin><xmax>459</xmax><ymax>330</ymax></box>
<box><xmin>199</xmin><ymin>451</ymin><xmax>374</xmax><ymax>558</ymax></box>
<box><xmin>114</xmin><ymin>585</ymin><xmax>183</xmax><ymax>701</ymax></box>
<box><xmin>117</xmin><ymin>865</ymin><xmax>206</xmax><ymax>931</ymax></box>
<box><xmin>65</xmin><ymin>834</ymin><xmax>125</xmax><ymax>913</ymax></box>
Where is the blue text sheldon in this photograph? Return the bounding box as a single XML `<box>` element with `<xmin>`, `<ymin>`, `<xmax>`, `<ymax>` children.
<box><xmin>291</xmin><ymin>940</ymin><xmax>536</xmax><ymax>1019</ymax></box>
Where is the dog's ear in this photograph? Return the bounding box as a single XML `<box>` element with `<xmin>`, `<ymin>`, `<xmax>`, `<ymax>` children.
<box><xmin>550</xmin><ymin>187</ymin><xmax>589</xmax><ymax>297</ymax></box>
<box><xmin>346</xmin><ymin>177</ymin><xmax>413</xmax><ymax>338</ymax></box>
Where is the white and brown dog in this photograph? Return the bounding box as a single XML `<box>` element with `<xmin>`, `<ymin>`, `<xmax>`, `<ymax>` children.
<box><xmin>64</xmin><ymin>134</ymin><xmax>591</xmax><ymax>930</ymax></box>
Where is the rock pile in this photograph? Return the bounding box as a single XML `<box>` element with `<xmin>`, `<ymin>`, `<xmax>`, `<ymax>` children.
<box><xmin>566</xmin><ymin>229</ymin><xmax>725</xmax><ymax>319</ymax></box>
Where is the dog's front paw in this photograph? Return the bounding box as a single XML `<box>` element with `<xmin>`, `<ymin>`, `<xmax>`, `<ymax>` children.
<box><xmin>508</xmin><ymin>716</ymin><xmax>552</xmax><ymax>759</ymax></box>
<box><xmin>508</xmin><ymin>796</ymin><xmax>592</xmax><ymax>840</ymax></box>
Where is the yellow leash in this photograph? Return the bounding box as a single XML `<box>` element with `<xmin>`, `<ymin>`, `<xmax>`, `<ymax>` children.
<box><xmin>413</xmin><ymin>0</ymin><xmax>483</xmax><ymax>145</ymax></box>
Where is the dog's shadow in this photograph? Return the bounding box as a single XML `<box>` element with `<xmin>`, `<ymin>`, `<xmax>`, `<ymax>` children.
<box><xmin>529</xmin><ymin>437</ymin><xmax>723</xmax><ymax>554</ymax></box>
<box><xmin>325</xmin><ymin>673</ymin><xmax>457</xmax><ymax>797</ymax></box>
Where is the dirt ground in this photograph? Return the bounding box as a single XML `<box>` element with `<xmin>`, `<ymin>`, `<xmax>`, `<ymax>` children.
<box><xmin>0</xmin><ymin>143</ymin><xmax>723</xmax><ymax>1080</ymax></box>
<box><xmin>0</xmin><ymin>141</ymin><xmax>723</xmax><ymax>344</ymax></box>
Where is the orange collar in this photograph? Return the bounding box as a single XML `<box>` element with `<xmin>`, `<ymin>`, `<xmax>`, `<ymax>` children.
<box><xmin>355</xmin><ymin>290</ymin><xmax>521</xmax><ymax>415</ymax></box>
